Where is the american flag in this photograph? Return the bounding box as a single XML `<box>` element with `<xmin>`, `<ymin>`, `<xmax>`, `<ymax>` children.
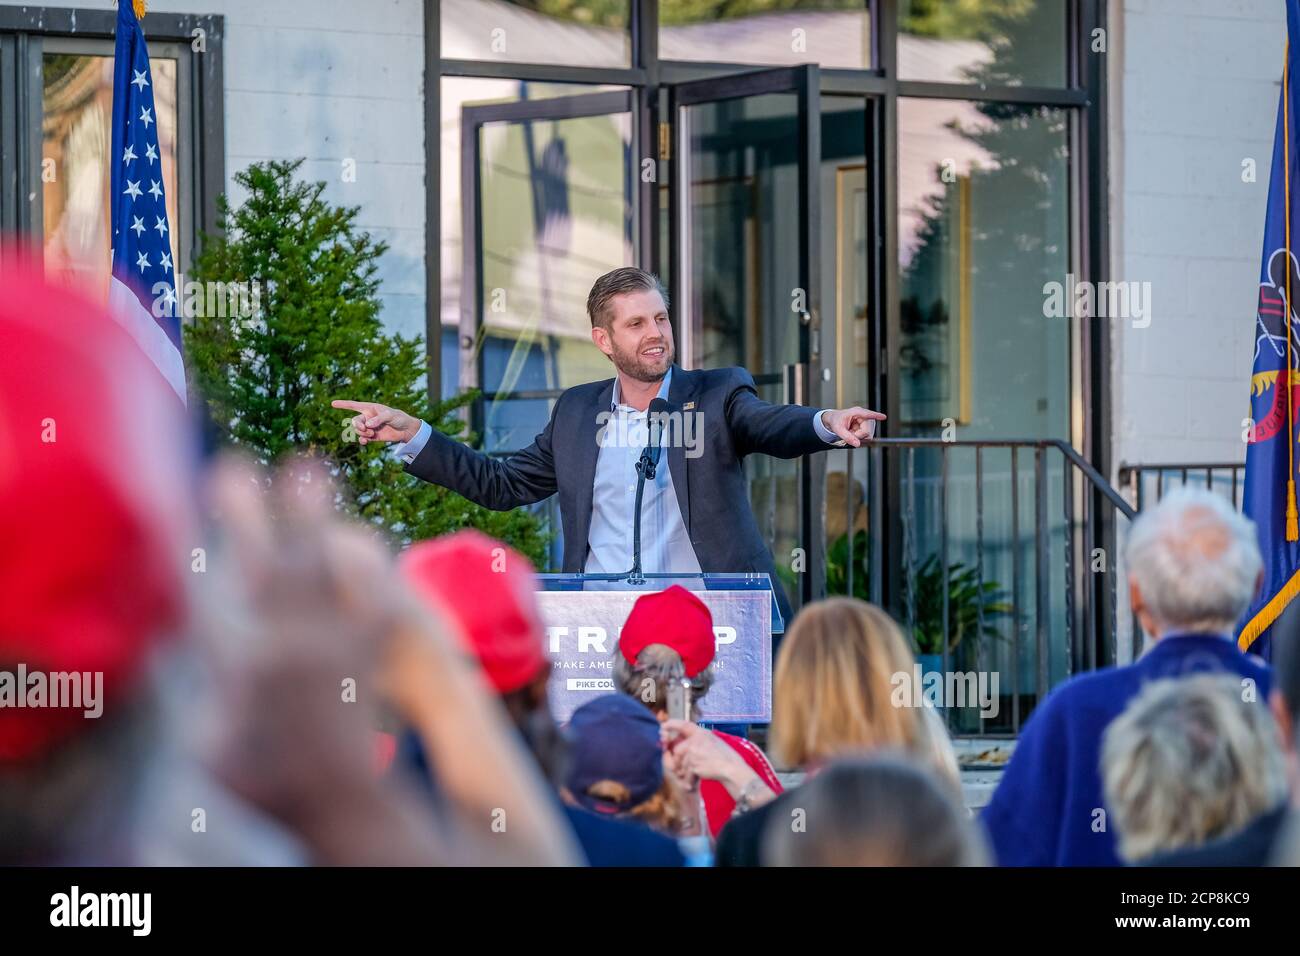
<box><xmin>109</xmin><ymin>0</ymin><xmax>186</xmax><ymax>403</ymax></box>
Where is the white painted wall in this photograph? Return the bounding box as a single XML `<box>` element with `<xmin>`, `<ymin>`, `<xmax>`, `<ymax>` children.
<box><xmin>14</xmin><ymin>0</ymin><xmax>428</xmax><ymax>338</ymax></box>
<box><xmin>1111</xmin><ymin>0</ymin><xmax>1284</xmax><ymax>470</ymax></box>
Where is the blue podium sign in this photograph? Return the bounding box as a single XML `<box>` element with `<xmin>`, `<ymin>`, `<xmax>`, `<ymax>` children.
<box><xmin>534</xmin><ymin>577</ymin><xmax>775</xmax><ymax>724</ymax></box>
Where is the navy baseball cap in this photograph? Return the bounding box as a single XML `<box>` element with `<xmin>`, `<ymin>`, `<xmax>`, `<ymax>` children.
<box><xmin>565</xmin><ymin>695</ymin><xmax>665</xmax><ymax>815</ymax></box>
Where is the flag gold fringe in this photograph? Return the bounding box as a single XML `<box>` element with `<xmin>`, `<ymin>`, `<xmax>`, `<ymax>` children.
<box><xmin>1239</xmin><ymin>565</ymin><xmax>1300</xmax><ymax>651</ymax></box>
<box><xmin>1289</xmin><ymin>480</ymin><xmax>1299</xmax><ymax>540</ymax></box>
<box><xmin>133</xmin><ymin>0</ymin><xmax>147</xmax><ymax>20</ymax></box>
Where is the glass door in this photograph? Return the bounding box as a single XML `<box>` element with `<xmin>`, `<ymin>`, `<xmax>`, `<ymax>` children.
<box><xmin>665</xmin><ymin>66</ymin><xmax>825</xmax><ymax>609</ymax></box>
<box><xmin>459</xmin><ymin>89</ymin><xmax>636</xmax><ymax>454</ymax></box>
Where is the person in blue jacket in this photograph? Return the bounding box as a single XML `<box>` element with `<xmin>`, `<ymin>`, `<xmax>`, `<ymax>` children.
<box><xmin>980</xmin><ymin>488</ymin><xmax>1271</xmax><ymax>866</ymax></box>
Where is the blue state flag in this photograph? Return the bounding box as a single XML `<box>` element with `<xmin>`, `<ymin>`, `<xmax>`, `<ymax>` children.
<box><xmin>1241</xmin><ymin>0</ymin><xmax>1300</xmax><ymax>659</ymax></box>
<box><xmin>109</xmin><ymin>0</ymin><xmax>186</xmax><ymax>402</ymax></box>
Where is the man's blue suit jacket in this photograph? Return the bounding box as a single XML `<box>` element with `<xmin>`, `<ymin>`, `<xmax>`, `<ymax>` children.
<box><xmin>404</xmin><ymin>365</ymin><xmax>831</xmax><ymax>622</ymax></box>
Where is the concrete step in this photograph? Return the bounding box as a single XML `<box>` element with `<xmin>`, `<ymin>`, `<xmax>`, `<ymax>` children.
<box><xmin>766</xmin><ymin>737</ymin><xmax>1015</xmax><ymax>813</ymax></box>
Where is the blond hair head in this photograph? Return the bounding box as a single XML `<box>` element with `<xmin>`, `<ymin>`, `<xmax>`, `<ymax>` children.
<box><xmin>771</xmin><ymin>598</ymin><xmax>923</xmax><ymax>769</ymax></box>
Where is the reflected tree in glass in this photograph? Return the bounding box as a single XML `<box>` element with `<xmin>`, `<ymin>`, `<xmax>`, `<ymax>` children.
<box><xmin>899</xmin><ymin>0</ymin><xmax>1066</xmax><ymax>87</ymax></box>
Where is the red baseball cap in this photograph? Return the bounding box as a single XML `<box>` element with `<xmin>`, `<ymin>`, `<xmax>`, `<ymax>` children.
<box><xmin>618</xmin><ymin>585</ymin><xmax>716</xmax><ymax>678</ymax></box>
<box><xmin>0</xmin><ymin>259</ymin><xmax>191</xmax><ymax>763</ymax></box>
<box><xmin>399</xmin><ymin>530</ymin><xmax>549</xmax><ymax>695</ymax></box>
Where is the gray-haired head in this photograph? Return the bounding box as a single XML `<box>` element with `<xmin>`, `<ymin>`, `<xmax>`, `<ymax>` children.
<box><xmin>1124</xmin><ymin>488</ymin><xmax>1262</xmax><ymax>637</ymax></box>
<box><xmin>1101</xmin><ymin>674</ymin><xmax>1287</xmax><ymax>863</ymax></box>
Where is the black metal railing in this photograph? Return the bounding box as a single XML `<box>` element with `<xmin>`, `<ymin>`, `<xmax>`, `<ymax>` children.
<box><xmin>826</xmin><ymin>439</ymin><xmax>1137</xmax><ymax>737</ymax></box>
<box><xmin>488</xmin><ymin>433</ymin><xmax>1144</xmax><ymax>736</ymax></box>
<box><xmin>1117</xmin><ymin>462</ymin><xmax>1245</xmax><ymax>511</ymax></box>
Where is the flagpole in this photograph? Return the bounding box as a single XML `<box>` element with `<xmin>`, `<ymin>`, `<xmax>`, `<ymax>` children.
<box><xmin>1287</xmin><ymin>39</ymin><xmax>1298</xmax><ymax>541</ymax></box>
<box><xmin>1239</xmin><ymin>18</ymin><xmax>1300</xmax><ymax>655</ymax></box>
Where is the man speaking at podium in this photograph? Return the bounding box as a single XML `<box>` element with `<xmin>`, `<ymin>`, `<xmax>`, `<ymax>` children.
<box><xmin>333</xmin><ymin>267</ymin><xmax>884</xmax><ymax>622</ymax></box>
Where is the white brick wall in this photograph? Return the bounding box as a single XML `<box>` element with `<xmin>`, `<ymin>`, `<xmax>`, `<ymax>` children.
<box><xmin>1112</xmin><ymin>0</ymin><xmax>1283</xmax><ymax>470</ymax></box>
<box><xmin>16</xmin><ymin>0</ymin><xmax>427</xmax><ymax>338</ymax></box>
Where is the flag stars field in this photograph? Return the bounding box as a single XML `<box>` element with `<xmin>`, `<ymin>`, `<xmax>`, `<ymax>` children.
<box><xmin>108</xmin><ymin>0</ymin><xmax>185</xmax><ymax>401</ymax></box>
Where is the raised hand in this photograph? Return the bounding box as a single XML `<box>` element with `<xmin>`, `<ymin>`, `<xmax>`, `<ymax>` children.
<box><xmin>820</xmin><ymin>405</ymin><xmax>888</xmax><ymax>448</ymax></box>
<box><xmin>200</xmin><ymin>454</ymin><xmax>446</xmax><ymax>865</ymax></box>
<box><xmin>662</xmin><ymin>719</ymin><xmax>761</xmax><ymax>797</ymax></box>
<box><xmin>331</xmin><ymin>399</ymin><xmax>421</xmax><ymax>445</ymax></box>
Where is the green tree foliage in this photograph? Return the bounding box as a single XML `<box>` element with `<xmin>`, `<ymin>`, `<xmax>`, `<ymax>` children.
<box><xmin>525</xmin><ymin>0</ymin><xmax>629</xmax><ymax>27</ymax></box>
<box><xmin>660</xmin><ymin>0</ymin><xmax>862</xmax><ymax>25</ymax></box>
<box><xmin>899</xmin><ymin>0</ymin><xmax>1038</xmax><ymax>40</ymax></box>
<box><xmin>185</xmin><ymin>158</ymin><xmax>550</xmax><ymax>565</ymax></box>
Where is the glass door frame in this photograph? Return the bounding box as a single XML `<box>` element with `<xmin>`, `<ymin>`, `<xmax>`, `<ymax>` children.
<box><xmin>432</xmin><ymin>0</ymin><xmax>1111</xmax><ymax>601</ymax></box>
<box><xmin>457</xmin><ymin>88</ymin><xmax>636</xmax><ymax>436</ymax></box>
<box><xmin>0</xmin><ymin>4</ymin><xmax>225</xmax><ymax>267</ymax></box>
<box><xmin>33</xmin><ymin>35</ymin><xmax>196</xmax><ymax>286</ymax></box>
<box><xmin>662</xmin><ymin>65</ymin><xmax>826</xmax><ymax>605</ymax></box>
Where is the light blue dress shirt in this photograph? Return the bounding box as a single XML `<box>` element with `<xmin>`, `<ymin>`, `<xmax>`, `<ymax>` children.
<box><xmin>391</xmin><ymin>371</ymin><xmax>841</xmax><ymax>574</ymax></box>
<box><xmin>585</xmin><ymin>368</ymin><xmax>701</xmax><ymax>575</ymax></box>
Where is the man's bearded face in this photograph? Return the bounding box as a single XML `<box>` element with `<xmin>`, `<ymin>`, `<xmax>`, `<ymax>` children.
<box><xmin>602</xmin><ymin>289</ymin><xmax>675</xmax><ymax>383</ymax></box>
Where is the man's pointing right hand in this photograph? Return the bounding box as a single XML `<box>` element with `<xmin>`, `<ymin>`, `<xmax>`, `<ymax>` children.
<box><xmin>331</xmin><ymin>399</ymin><xmax>421</xmax><ymax>446</ymax></box>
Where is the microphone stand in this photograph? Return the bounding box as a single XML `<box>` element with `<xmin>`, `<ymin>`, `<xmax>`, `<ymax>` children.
<box><xmin>582</xmin><ymin>399</ymin><xmax>668</xmax><ymax>585</ymax></box>
<box><xmin>626</xmin><ymin>444</ymin><xmax>658</xmax><ymax>585</ymax></box>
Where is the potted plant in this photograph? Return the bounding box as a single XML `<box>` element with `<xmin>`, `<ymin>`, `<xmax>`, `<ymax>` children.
<box><xmin>904</xmin><ymin>554</ymin><xmax>1014</xmax><ymax>677</ymax></box>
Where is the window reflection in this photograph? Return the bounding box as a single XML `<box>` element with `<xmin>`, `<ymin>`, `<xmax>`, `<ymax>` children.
<box><xmin>899</xmin><ymin>98</ymin><xmax>1069</xmax><ymax>437</ymax></box>
<box><xmin>441</xmin><ymin>0</ymin><xmax>631</xmax><ymax>68</ymax></box>
<box><xmin>660</xmin><ymin>0</ymin><xmax>872</xmax><ymax>69</ymax></box>
<box><xmin>898</xmin><ymin>97</ymin><xmax>1072</xmax><ymax>714</ymax></box>
<box><xmin>681</xmin><ymin>91</ymin><xmax>806</xmax><ymax>608</ymax></box>
<box><xmin>440</xmin><ymin>78</ymin><xmax>633</xmax><ymax>451</ymax></box>
<box><xmin>898</xmin><ymin>0</ymin><xmax>1067</xmax><ymax>87</ymax></box>
<box><xmin>820</xmin><ymin>96</ymin><xmax>871</xmax><ymax>602</ymax></box>
<box><xmin>43</xmin><ymin>53</ymin><xmax>181</xmax><ymax>301</ymax></box>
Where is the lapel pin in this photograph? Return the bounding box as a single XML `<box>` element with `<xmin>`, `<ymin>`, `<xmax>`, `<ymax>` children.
<box><xmin>682</xmin><ymin>401</ymin><xmax>695</xmax><ymax>410</ymax></box>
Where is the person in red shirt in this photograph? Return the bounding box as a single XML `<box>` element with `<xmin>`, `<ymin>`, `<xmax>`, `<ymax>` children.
<box><xmin>613</xmin><ymin>586</ymin><xmax>783</xmax><ymax>838</ymax></box>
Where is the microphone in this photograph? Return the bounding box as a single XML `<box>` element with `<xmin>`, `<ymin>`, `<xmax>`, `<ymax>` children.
<box><xmin>638</xmin><ymin>397</ymin><xmax>674</xmax><ymax>479</ymax></box>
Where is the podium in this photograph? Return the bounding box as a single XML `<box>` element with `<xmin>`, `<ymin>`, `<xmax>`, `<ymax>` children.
<box><xmin>535</xmin><ymin>572</ymin><xmax>784</xmax><ymax>724</ymax></box>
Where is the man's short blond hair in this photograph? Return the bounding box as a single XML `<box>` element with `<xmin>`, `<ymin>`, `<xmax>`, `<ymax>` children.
<box><xmin>586</xmin><ymin>267</ymin><xmax>669</xmax><ymax>330</ymax></box>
